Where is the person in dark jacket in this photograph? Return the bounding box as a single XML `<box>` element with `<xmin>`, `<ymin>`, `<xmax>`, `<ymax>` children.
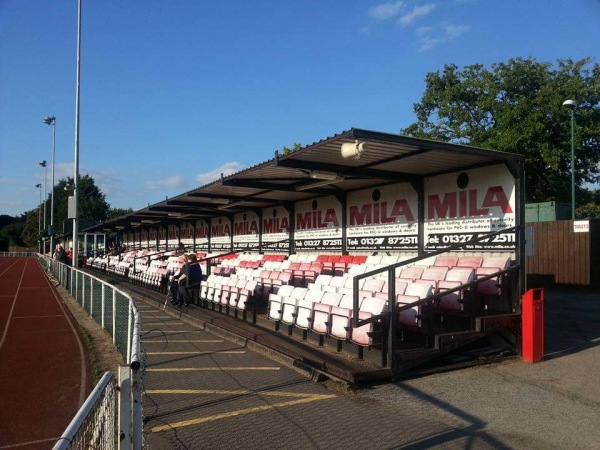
<box><xmin>176</xmin><ymin>254</ymin><xmax>202</xmax><ymax>307</ymax></box>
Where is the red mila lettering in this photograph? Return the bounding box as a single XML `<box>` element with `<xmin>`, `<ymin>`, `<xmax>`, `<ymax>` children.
<box><xmin>389</xmin><ymin>200</ymin><xmax>415</xmax><ymax>222</ymax></box>
<box><xmin>428</xmin><ymin>186</ymin><xmax>512</xmax><ymax>219</ymax></box>
<box><xmin>349</xmin><ymin>204</ymin><xmax>372</xmax><ymax>225</ymax></box>
<box><xmin>428</xmin><ymin>192</ymin><xmax>457</xmax><ymax>220</ymax></box>
<box><xmin>482</xmin><ymin>186</ymin><xmax>513</xmax><ymax>213</ymax></box>
<box><xmin>323</xmin><ymin>209</ymin><xmax>339</xmax><ymax>227</ymax></box>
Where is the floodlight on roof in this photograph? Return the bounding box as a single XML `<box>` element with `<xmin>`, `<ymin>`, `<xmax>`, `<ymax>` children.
<box><xmin>341</xmin><ymin>140</ymin><xmax>368</xmax><ymax>160</ymax></box>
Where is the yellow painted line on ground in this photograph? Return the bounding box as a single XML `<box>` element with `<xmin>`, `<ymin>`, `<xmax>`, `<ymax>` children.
<box><xmin>150</xmin><ymin>392</ymin><xmax>336</xmax><ymax>432</ymax></box>
<box><xmin>147</xmin><ymin>389</ymin><xmax>333</xmax><ymax>398</ymax></box>
<box><xmin>147</xmin><ymin>367</ymin><xmax>280</xmax><ymax>372</ymax></box>
<box><xmin>142</xmin><ymin>340</ymin><xmax>224</xmax><ymax>343</ymax></box>
<box><xmin>146</xmin><ymin>350</ymin><xmax>246</xmax><ymax>355</ymax></box>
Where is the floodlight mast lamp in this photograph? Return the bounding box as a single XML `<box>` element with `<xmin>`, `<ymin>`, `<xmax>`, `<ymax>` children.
<box><xmin>44</xmin><ymin>116</ymin><xmax>56</xmax><ymax>254</ymax></box>
<box><xmin>562</xmin><ymin>99</ymin><xmax>577</xmax><ymax>220</ymax></box>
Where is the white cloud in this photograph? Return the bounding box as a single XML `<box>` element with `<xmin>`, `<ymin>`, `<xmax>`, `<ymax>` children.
<box><xmin>417</xmin><ymin>36</ymin><xmax>442</xmax><ymax>51</ymax></box>
<box><xmin>369</xmin><ymin>1</ymin><xmax>406</xmax><ymax>20</ymax></box>
<box><xmin>195</xmin><ymin>162</ymin><xmax>246</xmax><ymax>186</ymax></box>
<box><xmin>398</xmin><ymin>3</ymin><xmax>438</xmax><ymax>27</ymax></box>
<box><xmin>445</xmin><ymin>24</ymin><xmax>470</xmax><ymax>39</ymax></box>
<box><xmin>0</xmin><ymin>178</ymin><xmax>18</xmax><ymax>184</ymax></box>
<box><xmin>145</xmin><ymin>175</ymin><xmax>187</xmax><ymax>190</ymax></box>
<box><xmin>416</xmin><ymin>25</ymin><xmax>435</xmax><ymax>36</ymax></box>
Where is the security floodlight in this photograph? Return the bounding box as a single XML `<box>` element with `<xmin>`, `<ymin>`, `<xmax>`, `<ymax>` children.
<box><xmin>562</xmin><ymin>99</ymin><xmax>576</xmax><ymax>109</ymax></box>
<box><xmin>35</xmin><ymin>183</ymin><xmax>41</xmax><ymax>188</ymax></box>
<box><xmin>43</xmin><ymin>116</ymin><xmax>56</xmax><ymax>125</ymax></box>
<box><xmin>39</xmin><ymin>160</ymin><xmax>47</xmax><ymax>167</ymax></box>
<box><xmin>341</xmin><ymin>140</ymin><xmax>368</xmax><ymax>159</ymax></box>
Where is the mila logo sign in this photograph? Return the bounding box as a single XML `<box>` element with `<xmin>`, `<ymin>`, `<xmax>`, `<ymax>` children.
<box><xmin>428</xmin><ymin>186</ymin><xmax>512</xmax><ymax>220</ymax></box>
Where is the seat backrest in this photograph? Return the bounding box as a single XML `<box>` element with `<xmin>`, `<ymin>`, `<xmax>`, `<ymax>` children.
<box><xmin>404</xmin><ymin>282</ymin><xmax>433</xmax><ymax>298</ymax></box>
<box><xmin>360</xmin><ymin>297</ymin><xmax>387</xmax><ymax>315</ymax></box>
<box><xmin>316</xmin><ymin>254</ymin><xmax>329</xmax><ymax>262</ymax></box>
<box><xmin>395</xmin><ymin>280</ymin><xmax>408</xmax><ymax>295</ymax></box>
<box><xmin>445</xmin><ymin>268</ymin><xmax>475</xmax><ymax>283</ymax></box>
<box><xmin>476</xmin><ymin>267</ymin><xmax>502</xmax><ymax>277</ymax></box>
<box><xmin>433</xmin><ymin>255</ymin><xmax>459</xmax><ymax>269</ymax></box>
<box><xmin>420</xmin><ymin>267</ymin><xmax>448</xmax><ymax>281</ymax></box>
<box><xmin>362</xmin><ymin>278</ymin><xmax>386</xmax><ymax>293</ymax></box>
<box><xmin>457</xmin><ymin>256</ymin><xmax>483</xmax><ymax>269</ymax></box>
<box><xmin>399</xmin><ymin>266</ymin><xmax>424</xmax><ymax>280</ymax></box>
<box><xmin>329</xmin><ymin>276</ymin><xmax>347</xmax><ymax>288</ymax></box>
<box><xmin>365</xmin><ymin>255</ymin><xmax>382</xmax><ymax>265</ymax></box>
<box><xmin>275</xmin><ymin>284</ymin><xmax>295</xmax><ymax>298</ymax></box>
<box><xmin>347</xmin><ymin>264</ymin><xmax>367</xmax><ymax>275</ymax></box>
<box><xmin>305</xmin><ymin>289</ymin><xmax>325</xmax><ymax>303</ymax></box>
<box><xmin>314</xmin><ymin>274</ymin><xmax>333</xmax><ymax>286</ymax></box>
<box><xmin>339</xmin><ymin>255</ymin><xmax>354</xmax><ymax>264</ymax></box>
<box><xmin>380</xmin><ymin>255</ymin><xmax>399</xmax><ymax>265</ymax></box>
<box><xmin>321</xmin><ymin>292</ymin><xmax>343</xmax><ymax>306</ymax></box>
<box><xmin>351</xmin><ymin>255</ymin><xmax>368</xmax><ymax>264</ymax></box>
<box><xmin>482</xmin><ymin>256</ymin><xmax>511</xmax><ymax>269</ymax></box>
<box><xmin>290</xmin><ymin>287</ymin><xmax>309</xmax><ymax>301</ymax></box>
<box><xmin>337</xmin><ymin>294</ymin><xmax>355</xmax><ymax>310</ymax></box>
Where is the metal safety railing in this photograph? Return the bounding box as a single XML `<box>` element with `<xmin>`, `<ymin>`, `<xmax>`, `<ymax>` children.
<box><xmin>0</xmin><ymin>253</ymin><xmax>143</xmax><ymax>450</ymax></box>
<box><xmin>40</xmin><ymin>255</ymin><xmax>144</xmax><ymax>450</ymax></box>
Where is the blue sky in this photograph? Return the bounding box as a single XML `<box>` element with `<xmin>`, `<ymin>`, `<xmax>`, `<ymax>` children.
<box><xmin>1</xmin><ymin>0</ymin><xmax>599</xmax><ymax>217</ymax></box>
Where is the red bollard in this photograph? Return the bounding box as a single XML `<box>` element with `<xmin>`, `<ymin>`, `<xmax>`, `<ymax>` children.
<box><xmin>522</xmin><ymin>288</ymin><xmax>544</xmax><ymax>363</ymax></box>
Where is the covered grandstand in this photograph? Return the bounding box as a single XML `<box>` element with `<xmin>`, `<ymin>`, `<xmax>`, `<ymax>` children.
<box><xmin>84</xmin><ymin>128</ymin><xmax>526</xmax><ymax>381</ymax></box>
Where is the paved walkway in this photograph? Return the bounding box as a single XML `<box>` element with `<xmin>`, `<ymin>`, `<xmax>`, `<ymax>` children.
<box><xmin>140</xmin><ymin>289</ymin><xmax>600</xmax><ymax>449</ymax></box>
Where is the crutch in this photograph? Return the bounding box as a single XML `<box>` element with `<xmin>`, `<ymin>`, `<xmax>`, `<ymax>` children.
<box><xmin>163</xmin><ymin>277</ymin><xmax>174</xmax><ymax>310</ymax></box>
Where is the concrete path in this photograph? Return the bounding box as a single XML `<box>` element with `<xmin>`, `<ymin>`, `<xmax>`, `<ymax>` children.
<box><xmin>141</xmin><ymin>289</ymin><xmax>600</xmax><ymax>449</ymax></box>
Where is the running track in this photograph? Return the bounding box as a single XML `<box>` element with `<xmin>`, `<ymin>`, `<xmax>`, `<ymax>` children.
<box><xmin>0</xmin><ymin>257</ymin><xmax>89</xmax><ymax>449</ymax></box>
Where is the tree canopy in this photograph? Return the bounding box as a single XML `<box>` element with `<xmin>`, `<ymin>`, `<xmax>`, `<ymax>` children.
<box><xmin>20</xmin><ymin>174</ymin><xmax>110</xmax><ymax>247</ymax></box>
<box><xmin>402</xmin><ymin>57</ymin><xmax>600</xmax><ymax>205</ymax></box>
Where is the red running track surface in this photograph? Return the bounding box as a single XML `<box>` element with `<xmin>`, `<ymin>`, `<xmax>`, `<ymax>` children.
<box><xmin>0</xmin><ymin>257</ymin><xmax>90</xmax><ymax>449</ymax></box>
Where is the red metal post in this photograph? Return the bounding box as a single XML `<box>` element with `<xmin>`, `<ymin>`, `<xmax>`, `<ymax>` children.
<box><xmin>522</xmin><ymin>288</ymin><xmax>544</xmax><ymax>363</ymax></box>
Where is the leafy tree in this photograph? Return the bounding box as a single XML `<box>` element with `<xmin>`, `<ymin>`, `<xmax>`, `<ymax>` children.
<box><xmin>281</xmin><ymin>142</ymin><xmax>303</xmax><ymax>154</ymax></box>
<box><xmin>0</xmin><ymin>222</ymin><xmax>25</xmax><ymax>246</ymax></box>
<box><xmin>402</xmin><ymin>57</ymin><xmax>600</xmax><ymax>204</ymax></box>
<box><xmin>21</xmin><ymin>174</ymin><xmax>110</xmax><ymax>247</ymax></box>
<box><xmin>107</xmin><ymin>208</ymin><xmax>134</xmax><ymax>220</ymax></box>
<box><xmin>0</xmin><ymin>215</ymin><xmax>18</xmax><ymax>230</ymax></box>
<box><xmin>576</xmin><ymin>202</ymin><xmax>600</xmax><ymax>219</ymax></box>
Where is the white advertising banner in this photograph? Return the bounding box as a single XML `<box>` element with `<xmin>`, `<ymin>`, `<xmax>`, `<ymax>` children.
<box><xmin>347</xmin><ymin>183</ymin><xmax>418</xmax><ymax>251</ymax></box>
<box><xmin>180</xmin><ymin>222</ymin><xmax>194</xmax><ymax>246</ymax></box>
<box><xmin>167</xmin><ymin>224</ymin><xmax>179</xmax><ymax>245</ymax></box>
<box><xmin>294</xmin><ymin>197</ymin><xmax>342</xmax><ymax>251</ymax></box>
<box><xmin>233</xmin><ymin>211</ymin><xmax>260</xmax><ymax>251</ymax></box>
<box><xmin>195</xmin><ymin>219</ymin><xmax>209</xmax><ymax>251</ymax></box>
<box><xmin>262</xmin><ymin>206</ymin><xmax>290</xmax><ymax>252</ymax></box>
<box><xmin>210</xmin><ymin>217</ymin><xmax>232</xmax><ymax>251</ymax></box>
<box><xmin>158</xmin><ymin>226</ymin><xmax>167</xmax><ymax>248</ymax></box>
<box><xmin>424</xmin><ymin>166</ymin><xmax>516</xmax><ymax>250</ymax></box>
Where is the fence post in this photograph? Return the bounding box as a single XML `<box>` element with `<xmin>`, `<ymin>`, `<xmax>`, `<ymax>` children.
<box><xmin>101</xmin><ymin>283</ymin><xmax>106</xmax><ymax>329</ymax></box>
<box><xmin>132</xmin><ymin>366</ymin><xmax>143</xmax><ymax>449</ymax></box>
<box><xmin>118</xmin><ymin>366</ymin><xmax>131</xmax><ymax>450</ymax></box>
<box><xmin>113</xmin><ymin>290</ymin><xmax>117</xmax><ymax>345</ymax></box>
